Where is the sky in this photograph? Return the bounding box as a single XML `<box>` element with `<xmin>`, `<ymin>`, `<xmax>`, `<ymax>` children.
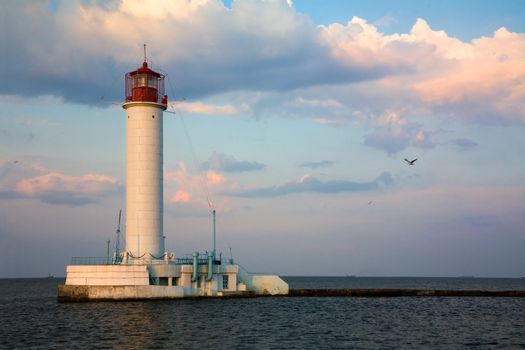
<box><xmin>0</xmin><ymin>0</ymin><xmax>524</xmax><ymax>278</ymax></box>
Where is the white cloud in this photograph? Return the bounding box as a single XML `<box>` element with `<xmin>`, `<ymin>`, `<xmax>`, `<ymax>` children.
<box><xmin>2</xmin><ymin>1</ymin><xmax>524</xmax><ymax>129</ymax></box>
<box><xmin>201</xmin><ymin>152</ymin><xmax>266</xmax><ymax>172</ymax></box>
<box><xmin>15</xmin><ymin>172</ymin><xmax>118</xmax><ymax>197</ymax></box>
<box><xmin>412</xmin><ymin>26</ymin><xmax>525</xmax><ymax>122</ymax></box>
<box><xmin>299</xmin><ymin>160</ymin><xmax>334</xmax><ymax>169</ymax></box>
<box><xmin>313</xmin><ymin>117</ymin><xmax>346</xmax><ymax>126</ymax></box>
<box><xmin>373</xmin><ymin>15</ymin><xmax>396</xmax><ymax>28</ymax></box>
<box><xmin>451</xmin><ymin>138</ymin><xmax>478</xmax><ymax>151</ymax></box>
<box><xmin>1</xmin><ymin>170</ymin><xmax>120</xmax><ymax>206</ymax></box>
<box><xmin>0</xmin><ymin>156</ymin><xmax>121</xmax><ymax>205</ymax></box>
<box><xmin>230</xmin><ymin>172</ymin><xmax>394</xmax><ymax>197</ymax></box>
<box><xmin>165</xmin><ymin>162</ymin><xmax>236</xmax><ymax>211</ymax></box>
<box><xmin>170</xmin><ymin>100</ymin><xmax>245</xmax><ymax>115</ymax></box>
<box><xmin>361</xmin><ymin>109</ymin><xmax>446</xmax><ymax>154</ymax></box>
<box><xmin>319</xmin><ymin>17</ymin><xmax>525</xmax><ymax>123</ymax></box>
<box><xmin>294</xmin><ymin>97</ymin><xmax>343</xmax><ymax>109</ymax></box>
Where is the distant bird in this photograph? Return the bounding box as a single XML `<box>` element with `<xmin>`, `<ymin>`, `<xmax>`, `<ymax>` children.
<box><xmin>13</xmin><ymin>160</ymin><xmax>19</xmax><ymax>164</ymax></box>
<box><xmin>404</xmin><ymin>158</ymin><xmax>417</xmax><ymax>165</ymax></box>
<box><xmin>368</xmin><ymin>201</ymin><xmax>373</xmax><ymax>205</ymax></box>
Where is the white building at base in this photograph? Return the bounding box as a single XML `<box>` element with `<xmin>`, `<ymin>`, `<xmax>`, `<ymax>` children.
<box><xmin>59</xmin><ymin>56</ymin><xmax>288</xmax><ymax>301</ymax></box>
<box><xmin>60</xmin><ymin>255</ymin><xmax>288</xmax><ymax>300</ymax></box>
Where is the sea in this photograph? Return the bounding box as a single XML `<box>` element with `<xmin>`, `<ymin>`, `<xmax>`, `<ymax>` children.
<box><xmin>1</xmin><ymin>277</ymin><xmax>524</xmax><ymax>349</ymax></box>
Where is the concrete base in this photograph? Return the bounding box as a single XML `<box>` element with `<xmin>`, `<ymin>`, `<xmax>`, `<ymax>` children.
<box><xmin>60</xmin><ymin>262</ymin><xmax>289</xmax><ymax>300</ymax></box>
<box><xmin>57</xmin><ymin>284</ymin><xmax>261</xmax><ymax>301</ymax></box>
<box><xmin>237</xmin><ymin>266</ymin><xmax>289</xmax><ymax>295</ymax></box>
<box><xmin>65</xmin><ymin>265</ymin><xmax>149</xmax><ymax>286</ymax></box>
<box><xmin>58</xmin><ymin>284</ymin><xmax>184</xmax><ymax>301</ymax></box>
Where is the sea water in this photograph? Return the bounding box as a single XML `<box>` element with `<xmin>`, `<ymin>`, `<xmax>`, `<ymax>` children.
<box><xmin>1</xmin><ymin>277</ymin><xmax>524</xmax><ymax>349</ymax></box>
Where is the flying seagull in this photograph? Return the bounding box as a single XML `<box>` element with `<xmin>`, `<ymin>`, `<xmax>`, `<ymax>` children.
<box><xmin>404</xmin><ymin>158</ymin><xmax>417</xmax><ymax>165</ymax></box>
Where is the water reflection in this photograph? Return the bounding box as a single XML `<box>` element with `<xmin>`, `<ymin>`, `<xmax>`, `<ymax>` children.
<box><xmin>1</xmin><ymin>278</ymin><xmax>524</xmax><ymax>349</ymax></box>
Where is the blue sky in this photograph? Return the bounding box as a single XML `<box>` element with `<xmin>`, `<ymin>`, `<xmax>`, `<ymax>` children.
<box><xmin>0</xmin><ymin>0</ymin><xmax>524</xmax><ymax>277</ymax></box>
<box><xmin>292</xmin><ymin>0</ymin><xmax>525</xmax><ymax>40</ymax></box>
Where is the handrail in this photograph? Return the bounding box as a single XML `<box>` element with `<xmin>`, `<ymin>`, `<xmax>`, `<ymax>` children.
<box><xmin>70</xmin><ymin>257</ymin><xmax>111</xmax><ymax>265</ymax></box>
<box><xmin>70</xmin><ymin>256</ymin><xmax>172</xmax><ymax>266</ymax></box>
<box><xmin>175</xmin><ymin>258</ymin><xmax>221</xmax><ymax>265</ymax></box>
<box><xmin>70</xmin><ymin>255</ymin><xmax>227</xmax><ymax>266</ymax></box>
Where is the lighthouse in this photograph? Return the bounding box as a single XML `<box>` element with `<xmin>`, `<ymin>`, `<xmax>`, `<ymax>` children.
<box><xmin>58</xmin><ymin>49</ymin><xmax>288</xmax><ymax>300</ymax></box>
<box><xmin>123</xmin><ymin>55</ymin><xmax>168</xmax><ymax>260</ymax></box>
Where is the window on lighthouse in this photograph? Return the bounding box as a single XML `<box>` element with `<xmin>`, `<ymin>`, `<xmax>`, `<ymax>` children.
<box><xmin>133</xmin><ymin>74</ymin><xmax>148</xmax><ymax>88</ymax></box>
<box><xmin>132</xmin><ymin>74</ymin><xmax>157</xmax><ymax>88</ymax></box>
<box><xmin>148</xmin><ymin>76</ymin><xmax>158</xmax><ymax>88</ymax></box>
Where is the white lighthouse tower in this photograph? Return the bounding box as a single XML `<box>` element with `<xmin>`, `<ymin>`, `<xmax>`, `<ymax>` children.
<box><xmin>59</xmin><ymin>49</ymin><xmax>288</xmax><ymax>301</ymax></box>
<box><xmin>123</xmin><ymin>55</ymin><xmax>168</xmax><ymax>260</ymax></box>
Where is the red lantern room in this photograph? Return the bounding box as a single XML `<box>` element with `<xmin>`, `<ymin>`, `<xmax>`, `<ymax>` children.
<box><xmin>125</xmin><ymin>57</ymin><xmax>168</xmax><ymax>107</ymax></box>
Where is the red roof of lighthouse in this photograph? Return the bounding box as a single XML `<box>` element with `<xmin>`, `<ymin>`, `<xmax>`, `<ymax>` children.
<box><xmin>129</xmin><ymin>60</ymin><xmax>162</xmax><ymax>77</ymax></box>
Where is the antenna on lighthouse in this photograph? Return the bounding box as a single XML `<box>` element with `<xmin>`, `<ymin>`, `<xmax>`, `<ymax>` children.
<box><xmin>114</xmin><ymin>209</ymin><xmax>122</xmax><ymax>264</ymax></box>
<box><xmin>206</xmin><ymin>197</ymin><xmax>217</xmax><ymax>260</ymax></box>
<box><xmin>143</xmin><ymin>44</ymin><xmax>147</xmax><ymax>63</ymax></box>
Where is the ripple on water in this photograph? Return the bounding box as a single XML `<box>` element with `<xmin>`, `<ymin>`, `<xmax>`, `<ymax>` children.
<box><xmin>0</xmin><ymin>278</ymin><xmax>524</xmax><ymax>349</ymax></box>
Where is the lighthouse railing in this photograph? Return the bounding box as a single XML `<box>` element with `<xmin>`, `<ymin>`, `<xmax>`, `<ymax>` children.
<box><xmin>70</xmin><ymin>257</ymin><xmax>112</xmax><ymax>265</ymax></box>
<box><xmin>70</xmin><ymin>254</ymin><xmax>227</xmax><ymax>266</ymax></box>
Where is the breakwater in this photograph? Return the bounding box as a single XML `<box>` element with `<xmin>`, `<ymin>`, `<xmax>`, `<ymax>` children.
<box><xmin>58</xmin><ymin>285</ymin><xmax>525</xmax><ymax>301</ymax></box>
<box><xmin>287</xmin><ymin>288</ymin><xmax>525</xmax><ymax>297</ymax></box>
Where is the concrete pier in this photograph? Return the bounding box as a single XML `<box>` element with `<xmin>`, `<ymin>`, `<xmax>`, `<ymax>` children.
<box><xmin>287</xmin><ymin>289</ymin><xmax>525</xmax><ymax>297</ymax></box>
<box><xmin>58</xmin><ymin>286</ymin><xmax>525</xmax><ymax>302</ymax></box>
<box><xmin>57</xmin><ymin>284</ymin><xmax>257</xmax><ymax>302</ymax></box>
